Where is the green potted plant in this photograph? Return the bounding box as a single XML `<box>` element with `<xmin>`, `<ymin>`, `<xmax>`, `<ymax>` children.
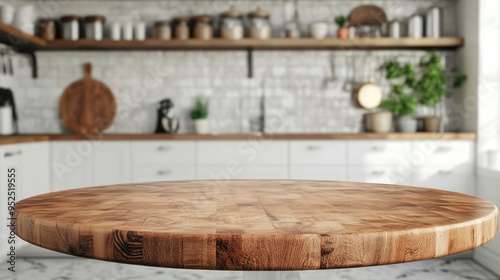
<box><xmin>335</xmin><ymin>15</ymin><xmax>349</xmax><ymax>39</ymax></box>
<box><xmin>190</xmin><ymin>97</ymin><xmax>209</xmax><ymax>134</ymax></box>
<box><xmin>416</xmin><ymin>53</ymin><xmax>466</xmax><ymax>132</ymax></box>
<box><xmin>380</xmin><ymin>60</ymin><xmax>419</xmax><ymax>132</ymax></box>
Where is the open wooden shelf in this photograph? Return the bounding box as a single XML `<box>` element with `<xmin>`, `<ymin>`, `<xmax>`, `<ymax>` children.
<box><xmin>42</xmin><ymin>37</ymin><xmax>464</xmax><ymax>51</ymax></box>
<box><xmin>0</xmin><ymin>22</ymin><xmax>45</xmax><ymax>52</ymax></box>
<box><xmin>0</xmin><ymin>21</ymin><xmax>464</xmax><ymax>52</ymax></box>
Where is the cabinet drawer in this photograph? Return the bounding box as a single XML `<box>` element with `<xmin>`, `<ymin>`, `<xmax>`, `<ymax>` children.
<box><xmin>290</xmin><ymin>165</ymin><xmax>346</xmax><ymax>181</ymax></box>
<box><xmin>411</xmin><ymin>166</ymin><xmax>474</xmax><ymax>195</ymax></box>
<box><xmin>348</xmin><ymin>141</ymin><xmax>411</xmax><ymax>165</ymax></box>
<box><xmin>197</xmin><ymin>141</ymin><xmax>288</xmax><ymax>165</ymax></box>
<box><xmin>348</xmin><ymin>165</ymin><xmax>411</xmax><ymax>185</ymax></box>
<box><xmin>131</xmin><ymin>141</ymin><xmax>195</xmax><ymax>165</ymax></box>
<box><xmin>132</xmin><ymin>166</ymin><xmax>195</xmax><ymax>182</ymax></box>
<box><xmin>412</xmin><ymin>140</ymin><xmax>474</xmax><ymax>166</ymax></box>
<box><xmin>197</xmin><ymin>165</ymin><xmax>288</xmax><ymax>180</ymax></box>
<box><xmin>290</xmin><ymin>141</ymin><xmax>347</xmax><ymax>165</ymax></box>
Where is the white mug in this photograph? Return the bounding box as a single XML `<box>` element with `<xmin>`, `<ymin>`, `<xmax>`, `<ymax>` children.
<box><xmin>0</xmin><ymin>5</ymin><xmax>15</xmax><ymax>25</ymax></box>
<box><xmin>310</xmin><ymin>22</ymin><xmax>328</xmax><ymax>39</ymax></box>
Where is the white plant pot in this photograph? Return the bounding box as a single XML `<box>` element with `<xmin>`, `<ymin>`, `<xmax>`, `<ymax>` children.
<box><xmin>194</xmin><ymin>119</ymin><xmax>209</xmax><ymax>134</ymax></box>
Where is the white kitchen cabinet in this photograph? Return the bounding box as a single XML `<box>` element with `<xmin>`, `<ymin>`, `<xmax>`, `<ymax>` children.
<box><xmin>93</xmin><ymin>141</ymin><xmax>131</xmax><ymax>186</ymax></box>
<box><xmin>348</xmin><ymin>141</ymin><xmax>412</xmax><ymax>165</ymax></box>
<box><xmin>348</xmin><ymin>165</ymin><xmax>411</xmax><ymax>185</ymax></box>
<box><xmin>131</xmin><ymin>141</ymin><xmax>195</xmax><ymax>165</ymax></box>
<box><xmin>290</xmin><ymin>166</ymin><xmax>346</xmax><ymax>181</ymax></box>
<box><xmin>0</xmin><ymin>142</ymin><xmax>53</xmax><ymax>258</ymax></box>
<box><xmin>411</xmin><ymin>140</ymin><xmax>474</xmax><ymax>167</ymax></box>
<box><xmin>411</xmin><ymin>166</ymin><xmax>474</xmax><ymax>195</ymax></box>
<box><xmin>132</xmin><ymin>166</ymin><xmax>194</xmax><ymax>182</ymax></box>
<box><xmin>290</xmin><ymin>141</ymin><xmax>347</xmax><ymax>164</ymax></box>
<box><xmin>50</xmin><ymin>141</ymin><xmax>94</xmax><ymax>191</ymax></box>
<box><xmin>197</xmin><ymin>165</ymin><xmax>288</xmax><ymax>180</ymax></box>
<box><xmin>197</xmin><ymin>141</ymin><xmax>288</xmax><ymax>165</ymax></box>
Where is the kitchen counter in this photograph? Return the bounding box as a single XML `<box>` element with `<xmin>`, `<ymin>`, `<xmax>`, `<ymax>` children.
<box><xmin>0</xmin><ymin>132</ymin><xmax>477</xmax><ymax>145</ymax></box>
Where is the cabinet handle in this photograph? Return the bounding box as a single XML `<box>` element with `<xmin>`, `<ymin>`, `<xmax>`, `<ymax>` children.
<box><xmin>371</xmin><ymin>170</ymin><xmax>386</xmax><ymax>175</ymax></box>
<box><xmin>371</xmin><ymin>146</ymin><xmax>386</xmax><ymax>152</ymax></box>
<box><xmin>157</xmin><ymin>146</ymin><xmax>171</xmax><ymax>151</ymax></box>
<box><xmin>436</xmin><ymin>146</ymin><xmax>452</xmax><ymax>153</ymax></box>
<box><xmin>4</xmin><ymin>150</ymin><xmax>22</xmax><ymax>157</ymax></box>
<box><xmin>157</xmin><ymin>170</ymin><xmax>172</xmax><ymax>176</ymax></box>
<box><xmin>438</xmin><ymin>170</ymin><xmax>453</xmax><ymax>175</ymax></box>
<box><xmin>306</xmin><ymin>145</ymin><xmax>321</xmax><ymax>151</ymax></box>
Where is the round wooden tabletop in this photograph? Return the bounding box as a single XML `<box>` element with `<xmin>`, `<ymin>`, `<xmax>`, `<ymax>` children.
<box><xmin>16</xmin><ymin>180</ymin><xmax>498</xmax><ymax>271</ymax></box>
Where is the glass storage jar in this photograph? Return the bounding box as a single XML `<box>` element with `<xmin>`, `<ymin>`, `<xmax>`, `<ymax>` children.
<box><xmin>154</xmin><ymin>20</ymin><xmax>171</xmax><ymax>40</ymax></box>
<box><xmin>192</xmin><ymin>15</ymin><xmax>213</xmax><ymax>40</ymax></box>
<box><xmin>220</xmin><ymin>6</ymin><xmax>243</xmax><ymax>40</ymax></box>
<box><xmin>84</xmin><ymin>15</ymin><xmax>105</xmax><ymax>41</ymax></box>
<box><xmin>248</xmin><ymin>7</ymin><xmax>271</xmax><ymax>39</ymax></box>
<box><xmin>60</xmin><ymin>15</ymin><xmax>81</xmax><ymax>41</ymax></box>
<box><xmin>37</xmin><ymin>18</ymin><xmax>56</xmax><ymax>41</ymax></box>
<box><xmin>173</xmin><ymin>17</ymin><xmax>190</xmax><ymax>40</ymax></box>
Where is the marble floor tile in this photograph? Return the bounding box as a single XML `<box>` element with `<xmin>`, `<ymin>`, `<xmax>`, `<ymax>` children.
<box><xmin>0</xmin><ymin>258</ymin><xmax>498</xmax><ymax>280</ymax></box>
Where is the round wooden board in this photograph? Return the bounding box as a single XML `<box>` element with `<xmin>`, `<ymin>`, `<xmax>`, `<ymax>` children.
<box><xmin>60</xmin><ymin>63</ymin><xmax>116</xmax><ymax>134</ymax></box>
<box><xmin>16</xmin><ymin>180</ymin><xmax>498</xmax><ymax>271</ymax></box>
<box><xmin>349</xmin><ymin>5</ymin><xmax>388</xmax><ymax>27</ymax></box>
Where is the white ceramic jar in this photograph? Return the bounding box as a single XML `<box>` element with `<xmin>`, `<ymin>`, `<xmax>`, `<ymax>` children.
<box><xmin>123</xmin><ymin>22</ymin><xmax>133</xmax><ymax>41</ymax></box>
<box><xmin>134</xmin><ymin>22</ymin><xmax>146</xmax><ymax>40</ymax></box>
<box><xmin>110</xmin><ymin>22</ymin><xmax>121</xmax><ymax>40</ymax></box>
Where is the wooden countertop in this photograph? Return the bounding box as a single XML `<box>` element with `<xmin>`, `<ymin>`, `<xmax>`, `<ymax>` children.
<box><xmin>16</xmin><ymin>180</ymin><xmax>498</xmax><ymax>270</ymax></box>
<box><xmin>0</xmin><ymin>132</ymin><xmax>477</xmax><ymax>145</ymax></box>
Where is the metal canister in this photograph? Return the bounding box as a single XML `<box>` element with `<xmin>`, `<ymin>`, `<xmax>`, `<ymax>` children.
<box><xmin>408</xmin><ymin>14</ymin><xmax>423</xmax><ymax>38</ymax></box>
<box><xmin>426</xmin><ymin>6</ymin><xmax>442</xmax><ymax>38</ymax></box>
<box><xmin>388</xmin><ymin>20</ymin><xmax>400</xmax><ymax>38</ymax></box>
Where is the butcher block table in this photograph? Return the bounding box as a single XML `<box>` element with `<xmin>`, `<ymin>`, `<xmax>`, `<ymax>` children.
<box><xmin>15</xmin><ymin>180</ymin><xmax>498</xmax><ymax>280</ymax></box>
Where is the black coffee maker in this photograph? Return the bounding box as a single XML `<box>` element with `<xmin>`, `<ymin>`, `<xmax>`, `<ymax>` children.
<box><xmin>155</xmin><ymin>99</ymin><xmax>180</xmax><ymax>134</ymax></box>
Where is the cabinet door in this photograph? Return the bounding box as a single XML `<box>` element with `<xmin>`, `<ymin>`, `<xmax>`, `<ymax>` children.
<box><xmin>411</xmin><ymin>166</ymin><xmax>474</xmax><ymax>195</ymax></box>
<box><xmin>197</xmin><ymin>141</ymin><xmax>289</xmax><ymax>165</ymax></box>
<box><xmin>0</xmin><ymin>145</ymin><xmax>21</xmax><ymax>262</ymax></box>
<box><xmin>290</xmin><ymin>141</ymin><xmax>347</xmax><ymax>165</ymax></box>
<box><xmin>50</xmin><ymin>141</ymin><xmax>94</xmax><ymax>191</ymax></box>
<box><xmin>348</xmin><ymin>165</ymin><xmax>411</xmax><ymax>185</ymax></box>
<box><xmin>290</xmin><ymin>166</ymin><xmax>346</xmax><ymax>181</ymax></box>
<box><xmin>18</xmin><ymin>142</ymin><xmax>50</xmax><ymax>200</ymax></box>
<box><xmin>132</xmin><ymin>166</ymin><xmax>195</xmax><ymax>183</ymax></box>
<box><xmin>197</xmin><ymin>165</ymin><xmax>288</xmax><ymax>180</ymax></box>
<box><xmin>93</xmin><ymin>141</ymin><xmax>131</xmax><ymax>186</ymax></box>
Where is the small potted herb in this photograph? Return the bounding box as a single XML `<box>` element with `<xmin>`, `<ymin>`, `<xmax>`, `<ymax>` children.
<box><xmin>335</xmin><ymin>15</ymin><xmax>349</xmax><ymax>39</ymax></box>
<box><xmin>380</xmin><ymin>60</ymin><xmax>418</xmax><ymax>132</ymax></box>
<box><xmin>190</xmin><ymin>97</ymin><xmax>209</xmax><ymax>134</ymax></box>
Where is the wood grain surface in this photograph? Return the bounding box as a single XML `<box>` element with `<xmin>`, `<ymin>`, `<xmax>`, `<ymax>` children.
<box><xmin>59</xmin><ymin>63</ymin><xmax>116</xmax><ymax>134</ymax></box>
<box><xmin>16</xmin><ymin>180</ymin><xmax>497</xmax><ymax>270</ymax></box>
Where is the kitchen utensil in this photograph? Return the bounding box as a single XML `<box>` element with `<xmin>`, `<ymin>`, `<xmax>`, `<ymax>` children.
<box><xmin>408</xmin><ymin>14</ymin><xmax>424</xmax><ymax>38</ymax></box>
<box><xmin>426</xmin><ymin>6</ymin><xmax>442</xmax><ymax>38</ymax></box>
<box><xmin>61</xmin><ymin>15</ymin><xmax>81</xmax><ymax>41</ymax></box>
<box><xmin>354</xmin><ymin>55</ymin><xmax>382</xmax><ymax>109</ymax></box>
<box><xmin>155</xmin><ymin>99</ymin><xmax>180</xmax><ymax>134</ymax></box>
<box><xmin>322</xmin><ymin>54</ymin><xmax>338</xmax><ymax>88</ymax></box>
<box><xmin>349</xmin><ymin>5</ymin><xmax>387</xmax><ymax>27</ymax></box>
<box><xmin>84</xmin><ymin>15</ymin><xmax>105</xmax><ymax>41</ymax></box>
<box><xmin>60</xmin><ymin>63</ymin><xmax>116</xmax><ymax>134</ymax></box>
<box><xmin>0</xmin><ymin>88</ymin><xmax>17</xmax><ymax>135</ymax></box>
<box><xmin>343</xmin><ymin>55</ymin><xmax>356</xmax><ymax>92</ymax></box>
<box><xmin>7</xmin><ymin>52</ymin><xmax>13</xmax><ymax>75</ymax></box>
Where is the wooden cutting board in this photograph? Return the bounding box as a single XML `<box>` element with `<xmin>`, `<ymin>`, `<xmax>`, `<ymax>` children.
<box><xmin>60</xmin><ymin>63</ymin><xmax>116</xmax><ymax>134</ymax></box>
